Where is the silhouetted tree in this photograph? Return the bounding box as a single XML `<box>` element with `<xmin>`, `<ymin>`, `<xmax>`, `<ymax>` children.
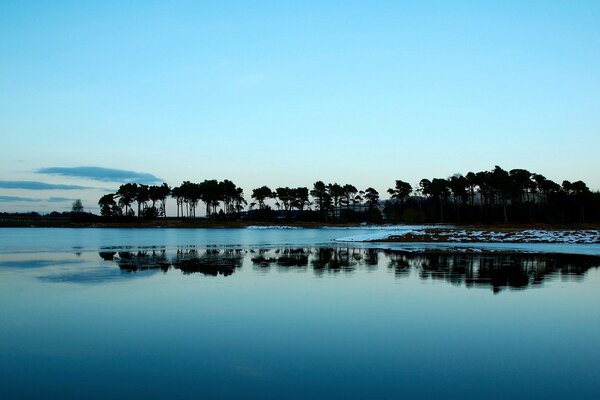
<box><xmin>148</xmin><ymin>183</ymin><xmax>171</xmax><ymax>217</ymax></box>
<box><xmin>179</xmin><ymin>181</ymin><xmax>202</xmax><ymax>218</ymax></box>
<box><xmin>251</xmin><ymin>186</ymin><xmax>274</xmax><ymax>210</ymax></box>
<box><xmin>71</xmin><ymin>199</ymin><xmax>84</xmax><ymax>214</ymax></box>
<box><xmin>563</xmin><ymin>180</ymin><xmax>590</xmax><ymax>222</ymax></box>
<box><xmin>311</xmin><ymin>181</ymin><xmax>330</xmax><ymax>220</ymax></box>
<box><xmin>364</xmin><ymin>187</ymin><xmax>379</xmax><ymax>209</ymax></box>
<box><xmin>134</xmin><ymin>184</ymin><xmax>150</xmax><ymax>217</ymax></box>
<box><xmin>198</xmin><ymin>179</ymin><xmax>220</xmax><ymax>218</ymax></box>
<box><xmin>490</xmin><ymin>166</ymin><xmax>511</xmax><ymax>222</ymax></box>
<box><xmin>465</xmin><ymin>171</ymin><xmax>478</xmax><ymax>206</ymax></box>
<box><xmin>327</xmin><ymin>183</ymin><xmax>345</xmax><ymax>219</ymax></box>
<box><xmin>447</xmin><ymin>174</ymin><xmax>467</xmax><ymax>222</ymax></box>
<box><xmin>387</xmin><ymin>180</ymin><xmax>412</xmax><ymax>204</ymax></box>
<box><xmin>421</xmin><ymin>178</ymin><xmax>450</xmax><ymax>222</ymax></box>
<box><xmin>291</xmin><ymin>187</ymin><xmax>310</xmax><ymax>211</ymax></box>
<box><xmin>171</xmin><ymin>186</ymin><xmax>183</xmax><ymax>218</ymax></box>
<box><xmin>342</xmin><ymin>184</ymin><xmax>358</xmax><ymax>213</ymax></box>
<box><xmin>116</xmin><ymin>183</ymin><xmax>137</xmax><ymax>216</ymax></box>
<box><xmin>276</xmin><ymin>187</ymin><xmax>294</xmax><ymax>211</ymax></box>
<box><xmin>98</xmin><ymin>194</ymin><xmax>121</xmax><ymax>217</ymax></box>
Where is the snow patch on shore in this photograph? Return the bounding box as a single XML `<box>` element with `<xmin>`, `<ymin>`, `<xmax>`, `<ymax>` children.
<box><xmin>437</xmin><ymin>229</ymin><xmax>600</xmax><ymax>244</ymax></box>
<box><xmin>335</xmin><ymin>228</ymin><xmax>600</xmax><ymax>244</ymax></box>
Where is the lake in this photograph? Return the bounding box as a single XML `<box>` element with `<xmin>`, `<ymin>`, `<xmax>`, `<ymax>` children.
<box><xmin>1</xmin><ymin>228</ymin><xmax>600</xmax><ymax>399</ymax></box>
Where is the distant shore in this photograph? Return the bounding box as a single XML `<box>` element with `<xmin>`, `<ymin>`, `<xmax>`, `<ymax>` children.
<box><xmin>1</xmin><ymin>215</ymin><xmax>599</xmax><ymax>232</ymax></box>
<box><xmin>0</xmin><ymin>216</ymin><xmax>363</xmax><ymax>229</ymax></box>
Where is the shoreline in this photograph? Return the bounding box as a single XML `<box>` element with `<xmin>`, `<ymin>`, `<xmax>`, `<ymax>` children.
<box><xmin>371</xmin><ymin>227</ymin><xmax>600</xmax><ymax>245</ymax></box>
<box><xmin>1</xmin><ymin>217</ymin><xmax>600</xmax><ymax>230</ymax></box>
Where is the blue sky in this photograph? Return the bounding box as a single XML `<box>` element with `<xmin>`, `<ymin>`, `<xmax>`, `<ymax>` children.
<box><xmin>1</xmin><ymin>1</ymin><xmax>599</xmax><ymax>212</ymax></box>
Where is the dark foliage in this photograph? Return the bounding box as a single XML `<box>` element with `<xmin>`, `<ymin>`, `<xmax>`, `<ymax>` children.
<box><xmin>90</xmin><ymin>166</ymin><xmax>599</xmax><ymax>224</ymax></box>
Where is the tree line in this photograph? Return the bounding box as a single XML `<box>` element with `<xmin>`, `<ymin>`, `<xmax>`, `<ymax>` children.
<box><xmin>98</xmin><ymin>166</ymin><xmax>600</xmax><ymax>224</ymax></box>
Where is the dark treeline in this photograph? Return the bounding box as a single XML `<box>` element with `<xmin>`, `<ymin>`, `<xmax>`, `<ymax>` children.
<box><xmin>97</xmin><ymin>180</ymin><xmax>383</xmax><ymax>222</ymax></box>
<box><xmin>97</xmin><ymin>166</ymin><xmax>600</xmax><ymax>224</ymax></box>
<box><xmin>387</xmin><ymin>166</ymin><xmax>599</xmax><ymax>224</ymax></box>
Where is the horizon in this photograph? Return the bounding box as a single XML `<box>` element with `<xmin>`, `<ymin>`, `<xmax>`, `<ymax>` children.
<box><xmin>2</xmin><ymin>1</ymin><xmax>599</xmax><ymax>212</ymax></box>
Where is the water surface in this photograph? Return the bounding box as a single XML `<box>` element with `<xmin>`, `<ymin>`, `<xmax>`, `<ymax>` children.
<box><xmin>1</xmin><ymin>228</ymin><xmax>599</xmax><ymax>399</ymax></box>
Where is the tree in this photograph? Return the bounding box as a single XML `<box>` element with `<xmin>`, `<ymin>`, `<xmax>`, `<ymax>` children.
<box><xmin>509</xmin><ymin>169</ymin><xmax>534</xmax><ymax>203</ymax></box>
<box><xmin>291</xmin><ymin>187</ymin><xmax>310</xmax><ymax>211</ymax></box>
<box><xmin>342</xmin><ymin>184</ymin><xmax>358</xmax><ymax>212</ymax></box>
<box><xmin>509</xmin><ymin>169</ymin><xmax>535</xmax><ymax>221</ymax></box>
<box><xmin>220</xmin><ymin>180</ymin><xmax>243</xmax><ymax>216</ymax></box>
<box><xmin>465</xmin><ymin>171</ymin><xmax>477</xmax><ymax>206</ymax></box>
<box><xmin>116</xmin><ymin>183</ymin><xmax>137</xmax><ymax>216</ymax></box>
<box><xmin>276</xmin><ymin>187</ymin><xmax>294</xmax><ymax>211</ymax></box>
<box><xmin>490</xmin><ymin>166</ymin><xmax>511</xmax><ymax>222</ymax></box>
<box><xmin>251</xmin><ymin>186</ymin><xmax>274</xmax><ymax>210</ymax></box>
<box><xmin>563</xmin><ymin>180</ymin><xmax>590</xmax><ymax>222</ymax></box>
<box><xmin>327</xmin><ymin>183</ymin><xmax>345</xmax><ymax>219</ymax></box>
<box><xmin>364</xmin><ymin>187</ymin><xmax>380</xmax><ymax>209</ymax></box>
<box><xmin>72</xmin><ymin>199</ymin><xmax>84</xmax><ymax>214</ymax></box>
<box><xmin>310</xmin><ymin>181</ymin><xmax>330</xmax><ymax>220</ymax></box>
<box><xmin>135</xmin><ymin>184</ymin><xmax>150</xmax><ymax>217</ymax></box>
<box><xmin>447</xmin><ymin>174</ymin><xmax>467</xmax><ymax>222</ymax></box>
<box><xmin>421</xmin><ymin>178</ymin><xmax>450</xmax><ymax>222</ymax></box>
<box><xmin>364</xmin><ymin>188</ymin><xmax>381</xmax><ymax>223</ymax></box>
<box><xmin>148</xmin><ymin>183</ymin><xmax>171</xmax><ymax>217</ymax></box>
<box><xmin>179</xmin><ymin>181</ymin><xmax>202</xmax><ymax>218</ymax></box>
<box><xmin>199</xmin><ymin>179</ymin><xmax>221</xmax><ymax>218</ymax></box>
<box><xmin>387</xmin><ymin>180</ymin><xmax>412</xmax><ymax>204</ymax></box>
<box><xmin>233</xmin><ymin>187</ymin><xmax>247</xmax><ymax>213</ymax></box>
<box><xmin>533</xmin><ymin>174</ymin><xmax>561</xmax><ymax>203</ymax></box>
<box><xmin>98</xmin><ymin>194</ymin><xmax>121</xmax><ymax>217</ymax></box>
<box><xmin>171</xmin><ymin>186</ymin><xmax>183</xmax><ymax>218</ymax></box>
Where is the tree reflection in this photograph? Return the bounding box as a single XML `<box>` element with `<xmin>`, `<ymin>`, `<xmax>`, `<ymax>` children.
<box><xmin>311</xmin><ymin>248</ymin><xmax>360</xmax><ymax>275</ymax></box>
<box><xmin>116</xmin><ymin>250</ymin><xmax>170</xmax><ymax>272</ymax></box>
<box><xmin>384</xmin><ymin>250</ymin><xmax>600</xmax><ymax>293</ymax></box>
<box><xmin>99</xmin><ymin>247</ymin><xmax>600</xmax><ymax>291</ymax></box>
<box><xmin>172</xmin><ymin>248</ymin><xmax>243</xmax><ymax>276</ymax></box>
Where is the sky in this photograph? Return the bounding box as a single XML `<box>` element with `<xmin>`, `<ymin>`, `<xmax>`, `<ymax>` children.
<box><xmin>1</xmin><ymin>0</ymin><xmax>599</xmax><ymax>213</ymax></box>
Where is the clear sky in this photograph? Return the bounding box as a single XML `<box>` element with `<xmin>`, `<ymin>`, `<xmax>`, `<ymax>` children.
<box><xmin>1</xmin><ymin>0</ymin><xmax>599</xmax><ymax>213</ymax></box>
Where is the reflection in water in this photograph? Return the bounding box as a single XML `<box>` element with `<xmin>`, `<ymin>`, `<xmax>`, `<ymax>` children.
<box><xmin>384</xmin><ymin>250</ymin><xmax>599</xmax><ymax>293</ymax></box>
<box><xmin>99</xmin><ymin>251</ymin><xmax>117</xmax><ymax>261</ymax></box>
<box><xmin>117</xmin><ymin>250</ymin><xmax>171</xmax><ymax>272</ymax></box>
<box><xmin>310</xmin><ymin>248</ymin><xmax>363</xmax><ymax>274</ymax></box>
<box><xmin>252</xmin><ymin>248</ymin><xmax>309</xmax><ymax>271</ymax></box>
<box><xmin>172</xmin><ymin>248</ymin><xmax>243</xmax><ymax>276</ymax></box>
<box><xmin>98</xmin><ymin>247</ymin><xmax>600</xmax><ymax>292</ymax></box>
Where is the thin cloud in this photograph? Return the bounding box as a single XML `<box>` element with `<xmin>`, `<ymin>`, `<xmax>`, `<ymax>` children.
<box><xmin>0</xmin><ymin>195</ymin><xmax>42</xmax><ymax>202</ymax></box>
<box><xmin>47</xmin><ymin>197</ymin><xmax>76</xmax><ymax>203</ymax></box>
<box><xmin>37</xmin><ymin>166</ymin><xmax>162</xmax><ymax>184</ymax></box>
<box><xmin>0</xmin><ymin>196</ymin><xmax>77</xmax><ymax>203</ymax></box>
<box><xmin>0</xmin><ymin>180</ymin><xmax>88</xmax><ymax>190</ymax></box>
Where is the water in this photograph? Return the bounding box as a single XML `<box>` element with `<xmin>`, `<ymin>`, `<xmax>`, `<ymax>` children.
<box><xmin>1</xmin><ymin>228</ymin><xmax>600</xmax><ymax>399</ymax></box>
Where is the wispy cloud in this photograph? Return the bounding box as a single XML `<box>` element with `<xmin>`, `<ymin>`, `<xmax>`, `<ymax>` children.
<box><xmin>47</xmin><ymin>197</ymin><xmax>76</xmax><ymax>203</ymax></box>
<box><xmin>0</xmin><ymin>196</ymin><xmax>41</xmax><ymax>202</ymax></box>
<box><xmin>0</xmin><ymin>196</ymin><xmax>76</xmax><ymax>203</ymax></box>
<box><xmin>0</xmin><ymin>180</ymin><xmax>88</xmax><ymax>190</ymax></box>
<box><xmin>37</xmin><ymin>166</ymin><xmax>162</xmax><ymax>184</ymax></box>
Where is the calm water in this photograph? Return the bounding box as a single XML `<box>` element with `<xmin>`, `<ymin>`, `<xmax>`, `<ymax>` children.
<box><xmin>1</xmin><ymin>228</ymin><xmax>600</xmax><ymax>399</ymax></box>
